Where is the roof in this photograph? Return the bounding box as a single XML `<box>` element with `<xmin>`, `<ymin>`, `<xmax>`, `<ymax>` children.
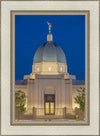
<box><xmin>15</xmin><ymin>79</ymin><xmax>28</xmax><ymax>85</ymax></box>
<box><xmin>33</xmin><ymin>41</ymin><xmax>66</xmax><ymax>63</ymax></box>
<box><xmin>72</xmin><ymin>80</ymin><xmax>85</xmax><ymax>85</ymax></box>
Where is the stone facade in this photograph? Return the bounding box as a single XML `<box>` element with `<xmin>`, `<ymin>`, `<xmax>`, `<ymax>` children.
<box><xmin>15</xmin><ymin>74</ymin><xmax>73</xmax><ymax>115</ymax></box>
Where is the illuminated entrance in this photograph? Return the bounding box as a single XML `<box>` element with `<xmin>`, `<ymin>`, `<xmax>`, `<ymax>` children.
<box><xmin>44</xmin><ymin>94</ymin><xmax>55</xmax><ymax>115</ymax></box>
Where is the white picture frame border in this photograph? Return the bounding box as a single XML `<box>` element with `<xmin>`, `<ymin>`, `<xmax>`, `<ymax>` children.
<box><xmin>10</xmin><ymin>10</ymin><xmax>89</xmax><ymax>126</ymax></box>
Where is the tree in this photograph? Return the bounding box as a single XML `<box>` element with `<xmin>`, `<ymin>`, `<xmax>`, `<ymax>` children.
<box><xmin>15</xmin><ymin>90</ymin><xmax>26</xmax><ymax>114</ymax></box>
<box><xmin>74</xmin><ymin>87</ymin><xmax>85</xmax><ymax>112</ymax></box>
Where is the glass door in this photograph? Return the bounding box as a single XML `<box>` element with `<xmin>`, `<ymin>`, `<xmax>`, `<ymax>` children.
<box><xmin>50</xmin><ymin>102</ymin><xmax>55</xmax><ymax>114</ymax></box>
<box><xmin>44</xmin><ymin>94</ymin><xmax>55</xmax><ymax>115</ymax></box>
<box><xmin>45</xmin><ymin>102</ymin><xmax>49</xmax><ymax>114</ymax></box>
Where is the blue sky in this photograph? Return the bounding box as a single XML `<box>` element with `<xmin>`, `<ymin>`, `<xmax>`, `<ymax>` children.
<box><xmin>15</xmin><ymin>15</ymin><xmax>85</xmax><ymax>80</ymax></box>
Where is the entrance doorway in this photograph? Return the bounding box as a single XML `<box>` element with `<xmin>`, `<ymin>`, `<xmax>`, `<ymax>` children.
<box><xmin>44</xmin><ymin>94</ymin><xmax>55</xmax><ymax>115</ymax></box>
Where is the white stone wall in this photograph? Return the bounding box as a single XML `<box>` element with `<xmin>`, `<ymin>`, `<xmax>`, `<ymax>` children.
<box><xmin>15</xmin><ymin>79</ymin><xmax>85</xmax><ymax>115</ymax></box>
<box><xmin>27</xmin><ymin>75</ymin><xmax>72</xmax><ymax>115</ymax></box>
<box><xmin>65</xmin><ymin>80</ymin><xmax>72</xmax><ymax>112</ymax></box>
<box><xmin>34</xmin><ymin>75</ymin><xmax>65</xmax><ymax>109</ymax></box>
<box><xmin>27</xmin><ymin>80</ymin><xmax>35</xmax><ymax>113</ymax></box>
<box><xmin>32</xmin><ymin>62</ymin><xmax>67</xmax><ymax>75</ymax></box>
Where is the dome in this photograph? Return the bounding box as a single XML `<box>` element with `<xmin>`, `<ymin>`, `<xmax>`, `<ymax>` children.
<box><xmin>34</xmin><ymin>41</ymin><xmax>66</xmax><ymax>63</ymax></box>
<box><xmin>30</xmin><ymin>23</ymin><xmax>68</xmax><ymax>79</ymax></box>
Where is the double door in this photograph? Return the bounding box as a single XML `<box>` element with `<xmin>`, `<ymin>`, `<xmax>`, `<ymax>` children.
<box><xmin>44</xmin><ymin>94</ymin><xmax>55</xmax><ymax>115</ymax></box>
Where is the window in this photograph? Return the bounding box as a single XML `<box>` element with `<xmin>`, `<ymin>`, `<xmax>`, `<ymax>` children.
<box><xmin>60</xmin><ymin>67</ymin><xmax>62</xmax><ymax>71</ymax></box>
<box><xmin>37</xmin><ymin>67</ymin><xmax>39</xmax><ymax>72</ymax></box>
<box><xmin>49</xmin><ymin>67</ymin><xmax>51</xmax><ymax>71</ymax></box>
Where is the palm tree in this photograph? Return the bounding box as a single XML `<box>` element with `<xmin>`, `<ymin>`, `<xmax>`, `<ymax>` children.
<box><xmin>74</xmin><ymin>87</ymin><xmax>85</xmax><ymax>112</ymax></box>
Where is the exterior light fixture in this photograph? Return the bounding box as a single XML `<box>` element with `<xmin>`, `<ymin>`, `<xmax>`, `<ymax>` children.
<box><xmin>37</xmin><ymin>67</ymin><xmax>39</xmax><ymax>72</ymax></box>
<box><xmin>60</xmin><ymin>67</ymin><xmax>62</xmax><ymax>71</ymax></box>
<box><xmin>49</xmin><ymin>67</ymin><xmax>51</xmax><ymax>71</ymax></box>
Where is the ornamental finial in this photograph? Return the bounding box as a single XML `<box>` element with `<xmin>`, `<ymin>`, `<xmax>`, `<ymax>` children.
<box><xmin>47</xmin><ymin>22</ymin><xmax>52</xmax><ymax>34</ymax></box>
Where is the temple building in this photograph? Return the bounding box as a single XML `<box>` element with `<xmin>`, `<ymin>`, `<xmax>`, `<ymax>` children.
<box><xmin>15</xmin><ymin>23</ymin><xmax>85</xmax><ymax>118</ymax></box>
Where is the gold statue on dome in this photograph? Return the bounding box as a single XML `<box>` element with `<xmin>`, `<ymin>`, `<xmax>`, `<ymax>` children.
<box><xmin>47</xmin><ymin>22</ymin><xmax>52</xmax><ymax>34</ymax></box>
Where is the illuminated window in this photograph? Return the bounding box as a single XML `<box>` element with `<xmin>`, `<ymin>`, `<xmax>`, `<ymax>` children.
<box><xmin>37</xmin><ymin>67</ymin><xmax>39</xmax><ymax>72</ymax></box>
<box><xmin>60</xmin><ymin>67</ymin><xmax>62</xmax><ymax>71</ymax></box>
<box><xmin>49</xmin><ymin>67</ymin><xmax>51</xmax><ymax>71</ymax></box>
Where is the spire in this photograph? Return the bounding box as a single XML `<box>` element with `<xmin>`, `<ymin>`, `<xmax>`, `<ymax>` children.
<box><xmin>47</xmin><ymin>22</ymin><xmax>53</xmax><ymax>41</ymax></box>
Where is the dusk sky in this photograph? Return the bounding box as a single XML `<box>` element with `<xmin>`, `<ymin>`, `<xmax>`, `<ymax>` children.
<box><xmin>15</xmin><ymin>15</ymin><xmax>85</xmax><ymax>80</ymax></box>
